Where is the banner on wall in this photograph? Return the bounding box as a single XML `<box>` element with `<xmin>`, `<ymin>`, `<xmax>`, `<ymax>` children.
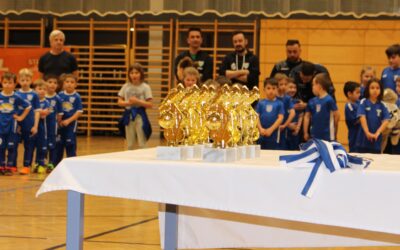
<box><xmin>0</xmin><ymin>47</ymin><xmax>71</xmax><ymax>81</ymax></box>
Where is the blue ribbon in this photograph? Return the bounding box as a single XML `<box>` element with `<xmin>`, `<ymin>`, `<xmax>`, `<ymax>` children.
<box><xmin>280</xmin><ymin>139</ymin><xmax>371</xmax><ymax>198</ymax></box>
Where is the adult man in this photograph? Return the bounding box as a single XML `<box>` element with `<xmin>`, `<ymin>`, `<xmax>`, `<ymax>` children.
<box><xmin>290</xmin><ymin>61</ymin><xmax>332</xmax><ymax>105</ymax></box>
<box><xmin>219</xmin><ymin>31</ymin><xmax>260</xmax><ymax>89</ymax></box>
<box><xmin>39</xmin><ymin>30</ymin><xmax>78</xmax><ymax>78</ymax></box>
<box><xmin>174</xmin><ymin>27</ymin><xmax>213</xmax><ymax>82</ymax></box>
<box><xmin>270</xmin><ymin>39</ymin><xmax>302</xmax><ymax>77</ymax></box>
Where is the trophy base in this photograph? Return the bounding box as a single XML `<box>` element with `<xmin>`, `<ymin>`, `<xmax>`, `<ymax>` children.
<box><xmin>246</xmin><ymin>144</ymin><xmax>261</xmax><ymax>158</ymax></box>
<box><xmin>238</xmin><ymin>146</ymin><xmax>248</xmax><ymax>160</ymax></box>
<box><xmin>156</xmin><ymin>146</ymin><xmax>188</xmax><ymax>160</ymax></box>
<box><xmin>180</xmin><ymin>145</ymin><xmax>204</xmax><ymax>159</ymax></box>
<box><xmin>202</xmin><ymin>147</ymin><xmax>237</xmax><ymax>163</ymax></box>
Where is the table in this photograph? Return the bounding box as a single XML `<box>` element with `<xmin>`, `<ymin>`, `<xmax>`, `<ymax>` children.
<box><xmin>37</xmin><ymin>148</ymin><xmax>400</xmax><ymax>249</ymax></box>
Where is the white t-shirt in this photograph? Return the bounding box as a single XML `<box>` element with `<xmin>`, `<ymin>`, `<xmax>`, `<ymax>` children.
<box><xmin>118</xmin><ymin>82</ymin><xmax>152</xmax><ymax>109</ymax></box>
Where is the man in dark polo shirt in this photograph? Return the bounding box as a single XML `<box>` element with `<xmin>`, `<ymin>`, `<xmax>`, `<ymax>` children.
<box><xmin>174</xmin><ymin>27</ymin><xmax>213</xmax><ymax>82</ymax></box>
<box><xmin>219</xmin><ymin>31</ymin><xmax>260</xmax><ymax>89</ymax></box>
<box><xmin>270</xmin><ymin>39</ymin><xmax>302</xmax><ymax>77</ymax></box>
<box><xmin>39</xmin><ymin>30</ymin><xmax>78</xmax><ymax>78</ymax></box>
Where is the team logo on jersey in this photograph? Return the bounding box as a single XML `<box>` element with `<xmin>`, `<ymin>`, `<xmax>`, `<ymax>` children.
<box><xmin>382</xmin><ymin>74</ymin><xmax>387</xmax><ymax>78</ymax></box>
<box><xmin>243</xmin><ymin>62</ymin><xmax>249</xmax><ymax>69</ymax></box>
<box><xmin>376</xmin><ymin>109</ymin><xmax>382</xmax><ymax>117</ymax></box>
<box><xmin>27</xmin><ymin>94</ymin><xmax>33</xmax><ymax>101</ymax></box>
<box><xmin>62</xmin><ymin>102</ymin><xmax>73</xmax><ymax>112</ymax></box>
<box><xmin>197</xmin><ymin>60</ymin><xmax>204</xmax><ymax>70</ymax></box>
<box><xmin>9</xmin><ymin>98</ymin><xmax>15</xmax><ymax>104</ymax></box>
<box><xmin>266</xmin><ymin>105</ymin><xmax>273</xmax><ymax>113</ymax></box>
<box><xmin>316</xmin><ymin>104</ymin><xmax>321</xmax><ymax>113</ymax></box>
<box><xmin>51</xmin><ymin>100</ymin><xmax>56</xmax><ymax>107</ymax></box>
<box><xmin>230</xmin><ymin>63</ymin><xmax>237</xmax><ymax>70</ymax></box>
<box><xmin>0</xmin><ymin>103</ymin><xmax>14</xmax><ymax>113</ymax></box>
<box><xmin>366</xmin><ymin>107</ymin><xmax>371</xmax><ymax>111</ymax></box>
<box><xmin>69</xmin><ymin>97</ymin><xmax>75</xmax><ymax>103</ymax></box>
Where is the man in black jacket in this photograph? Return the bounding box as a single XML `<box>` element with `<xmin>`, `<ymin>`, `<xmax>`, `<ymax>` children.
<box><xmin>219</xmin><ymin>31</ymin><xmax>260</xmax><ymax>89</ymax></box>
<box><xmin>174</xmin><ymin>27</ymin><xmax>213</xmax><ymax>82</ymax></box>
<box><xmin>270</xmin><ymin>39</ymin><xmax>302</xmax><ymax>77</ymax></box>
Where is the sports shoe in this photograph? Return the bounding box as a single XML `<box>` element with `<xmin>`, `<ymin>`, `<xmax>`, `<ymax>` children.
<box><xmin>37</xmin><ymin>165</ymin><xmax>47</xmax><ymax>174</ymax></box>
<box><xmin>4</xmin><ymin>167</ymin><xmax>13</xmax><ymax>176</ymax></box>
<box><xmin>19</xmin><ymin>167</ymin><xmax>30</xmax><ymax>175</ymax></box>
<box><xmin>10</xmin><ymin>167</ymin><xmax>17</xmax><ymax>173</ymax></box>
<box><xmin>32</xmin><ymin>163</ymin><xmax>39</xmax><ymax>173</ymax></box>
<box><xmin>46</xmin><ymin>163</ymin><xmax>55</xmax><ymax>173</ymax></box>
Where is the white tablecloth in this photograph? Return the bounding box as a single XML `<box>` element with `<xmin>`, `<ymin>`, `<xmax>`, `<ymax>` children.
<box><xmin>37</xmin><ymin>148</ymin><xmax>400</xmax><ymax>248</ymax></box>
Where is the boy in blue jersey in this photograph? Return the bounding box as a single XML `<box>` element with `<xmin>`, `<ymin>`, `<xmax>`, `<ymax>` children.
<box><xmin>256</xmin><ymin>77</ymin><xmax>284</xmax><ymax>150</ymax></box>
<box><xmin>17</xmin><ymin>68</ymin><xmax>40</xmax><ymax>175</ymax></box>
<box><xmin>286</xmin><ymin>78</ymin><xmax>304</xmax><ymax>150</ymax></box>
<box><xmin>303</xmin><ymin>73</ymin><xmax>340</xmax><ymax>142</ymax></box>
<box><xmin>33</xmin><ymin>80</ymin><xmax>50</xmax><ymax>174</ymax></box>
<box><xmin>45</xmin><ymin>75</ymin><xmax>63</xmax><ymax>171</ymax></box>
<box><xmin>381</xmin><ymin>44</ymin><xmax>400</xmax><ymax>92</ymax></box>
<box><xmin>343</xmin><ymin>81</ymin><xmax>361</xmax><ymax>152</ymax></box>
<box><xmin>58</xmin><ymin>74</ymin><xmax>83</xmax><ymax>158</ymax></box>
<box><xmin>275</xmin><ymin>73</ymin><xmax>295</xmax><ymax>149</ymax></box>
<box><xmin>0</xmin><ymin>72</ymin><xmax>31</xmax><ymax>175</ymax></box>
<box><xmin>356</xmin><ymin>78</ymin><xmax>390</xmax><ymax>153</ymax></box>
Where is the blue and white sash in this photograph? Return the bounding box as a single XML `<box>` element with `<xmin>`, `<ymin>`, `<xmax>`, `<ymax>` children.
<box><xmin>280</xmin><ymin>139</ymin><xmax>371</xmax><ymax>198</ymax></box>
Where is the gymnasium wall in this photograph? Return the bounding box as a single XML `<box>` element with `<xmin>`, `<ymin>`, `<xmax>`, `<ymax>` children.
<box><xmin>259</xmin><ymin>19</ymin><xmax>400</xmax><ymax>146</ymax></box>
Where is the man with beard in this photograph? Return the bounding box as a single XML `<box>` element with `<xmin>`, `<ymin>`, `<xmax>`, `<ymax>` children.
<box><xmin>174</xmin><ymin>27</ymin><xmax>213</xmax><ymax>82</ymax></box>
<box><xmin>219</xmin><ymin>31</ymin><xmax>260</xmax><ymax>89</ymax></box>
<box><xmin>270</xmin><ymin>39</ymin><xmax>302</xmax><ymax>77</ymax></box>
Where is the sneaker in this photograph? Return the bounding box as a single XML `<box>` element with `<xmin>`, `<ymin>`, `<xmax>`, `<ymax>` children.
<box><xmin>19</xmin><ymin>167</ymin><xmax>30</xmax><ymax>175</ymax></box>
<box><xmin>37</xmin><ymin>165</ymin><xmax>47</xmax><ymax>174</ymax></box>
<box><xmin>4</xmin><ymin>167</ymin><xmax>13</xmax><ymax>176</ymax></box>
<box><xmin>46</xmin><ymin>163</ymin><xmax>55</xmax><ymax>173</ymax></box>
<box><xmin>10</xmin><ymin>167</ymin><xmax>17</xmax><ymax>173</ymax></box>
<box><xmin>32</xmin><ymin>163</ymin><xmax>39</xmax><ymax>173</ymax></box>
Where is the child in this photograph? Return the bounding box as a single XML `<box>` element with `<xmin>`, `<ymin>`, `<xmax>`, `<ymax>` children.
<box><xmin>343</xmin><ymin>81</ymin><xmax>361</xmax><ymax>152</ymax></box>
<box><xmin>286</xmin><ymin>78</ymin><xmax>304</xmax><ymax>150</ymax></box>
<box><xmin>0</xmin><ymin>72</ymin><xmax>31</xmax><ymax>175</ymax></box>
<box><xmin>359</xmin><ymin>66</ymin><xmax>376</xmax><ymax>99</ymax></box>
<box><xmin>45</xmin><ymin>74</ymin><xmax>63</xmax><ymax>171</ymax></box>
<box><xmin>303</xmin><ymin>73</ymin><xmax>340</xmax><ymax>142</ymax></box>
<box><xmin>58</xmin><ymin>74</ymin><xmax>83</xmax><ymax>157</ymax></box>
<box><xmin>33</xmin><ymin>79</ymin><xmax>50</xmax><ymax>173</ymax></box>
<box><xmin>356</xmin><ymin>78</ymin><xmax>390</xmax><ymax>153</ymax></box>
<box><xmin>256</xmin><ymin>77</ymin><xmax>284</xmax><ymax>150</ymax></box>
<box><xmin>117</xmin><ymin>63</ymin><xmax>153</xmax><ymax>150</ymax></box>
<box><xmin>17</xmin><ymin>68</ymin><xmax>40</xmax><ymax>175</ymax></box>
<box><xmin>176</xmin><ymin>57</ymin><xmax>194</xmax><ymax>82</ymax></box>
<box><xmin>381</xmin><ymin>44</ymin><xmax>400</xmax><ymax>92</ymax></box>
<box><xmin>274</xmin><ymin>73</ymin><xmax>295</xmax><ymax>150</ymax></box>
<box><xmin>182</xmin><ymin>67</ymin><xmax>200</xmax><ymax>89</ymax></box>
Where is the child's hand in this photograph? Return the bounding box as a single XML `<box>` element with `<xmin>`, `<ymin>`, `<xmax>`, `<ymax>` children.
<box><xmin>263</xmin><ymin>128</ymin><xmax>273</xmax><ymax>137</ymax></box>
<box><xmin>129</xmin><ymin>96</ymin><xmax>139</xmax><ymax>105</ymax></box>
<box><xmin>61</xmin><ymin>119</ymin><xmax>70</xmax><ymax>127</ymax></box>
<box><xmin>304</xmin><ymin>133</ymin><xmax>310</xmax><ymax>141</ymax></box>
<box><xmin>279</xmin><ymin>125</ymin><xmax>286</xmax><ymax>131</ymax></box>
<box><xmin>373</xmin><ymin>131</ymin><xmax>381</xmax><ymax>141</ymax></box>
<box><xmin>366</xmin><ymin>131</ymin><xmax>375</xmax><ymax>141</ymax></box>
<box><xmin>13</xmin><ymin>114</ymin><xmax>23</xmax><ymax>122</ymax></box>
<box><xmin>31</xmin><ymin>126</ymin><xmax>38</xmax><ymax>136</ymax></box>
<box><xmin>294</xmin><ymin>102</ymin><xmax>306</xmax><ymax>111</ymax></box>
<box><xmin>293</xmin><ymin>127</ymin><xmax>300</xmax><ymax>136</ymax></box>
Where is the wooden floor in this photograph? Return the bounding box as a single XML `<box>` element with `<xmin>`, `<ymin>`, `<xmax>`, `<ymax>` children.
<box><xmin>0</xmin><ymin>136</ymin><xmax>398</xmax><ymax>250</ymax></box>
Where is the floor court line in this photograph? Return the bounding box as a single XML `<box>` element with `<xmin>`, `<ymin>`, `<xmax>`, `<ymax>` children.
<box><xmin>44</xmin><ymin>216</ymin><xmax>158</xmax><ymax>250</ymax></box>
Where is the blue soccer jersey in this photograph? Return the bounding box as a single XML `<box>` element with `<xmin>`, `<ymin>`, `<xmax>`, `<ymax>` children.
<box><xmin>356</xmin><ymin>99</ymin><xmax>390</xmax><ymax>152</ymax></box>
<box><xmin>381</xmin><ymin>67</ymin><xmax>400</xmax><ymax>91</ymax></box>
<box><xmin>58</xmin><ymin>91</ymin><xmax>83</xmax><ymax>120</ymax></box>
<box><xmin>256</xmin><ymin>98</ymin><xmax>285</xmax><ymax>149</ymax></box>
<box><xmin>345</xmin><ymin>101</ymin><xmax>360</xmax><ymax>152</ymax></box>
<box><xmin>276</xmin><ymin>94</ymin><xmax>294</xmax><ymax>150</ymax></box>
<box><xmin>46</xmin><ymin>94</ymin><xmax>63</xmax><ymax>136</ymax></box>
<box><xmin>0</xmin><ymin>91</ymin><xmax>31</xmax><ymax>134</ymax></box>
<box><xmin>16</xmin><ymin>89</ymin><xmax>40</xmax><ymax>131</ymax></box>
<box><xmin>306</xmin><ymin>94</ymin><xmax>338</xmax><ymax>142</ymax></box>
<box><xmin>286</xmin><ymin>97</ymin><xmax>303</xmax><ymax>150</ymax></box>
